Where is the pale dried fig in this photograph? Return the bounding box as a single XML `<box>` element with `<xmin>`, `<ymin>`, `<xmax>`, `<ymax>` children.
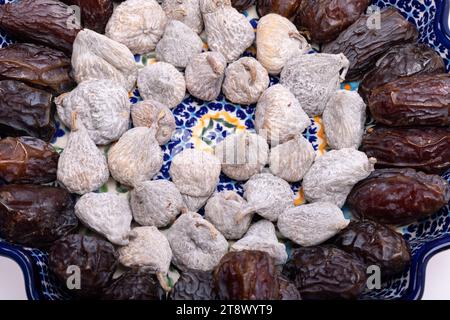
<box><xmin>182</xmin><ymin>194</ymin><xmax>210</xmax><ymax>212</ymax></box>
<box><xmin>222</xmin><ymin>57</ymin><xmax>270</xmax><ymax>105</ymax></box>
<box><xmin>108</xmin><ymin>127</ymin><xmax>163</xmax><ymax>187</ymax></box>
<box><xmin>72</xmin><ymin>29</ymin><xmax>138</xmax><ymax>92</ymax></box>
<box><xmin>105</xmin><ymin>0</ymin><xmax>168</xmax><ymax>54</ymax></box>
<box><xmin>185</xmin><ymin>51</ymin><xmax>226</xmax><ymax>101</ymax></box>
<box><xmin>162</xmin><ymin>0</ymin><xmax>203</xmax><ymax>34</ymax></box>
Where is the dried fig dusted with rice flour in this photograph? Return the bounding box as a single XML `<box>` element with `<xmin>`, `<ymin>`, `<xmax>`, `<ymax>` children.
<box><xmin>182</xmin><ymin>194</ymin><xmax>210</xmax><ymax>212</ymax></box>
<box><xmin>231</xmin><ymin>220</ymin><xmax>288</xmax><ymax>265</ymax></box>
<box><xmin>170</xmin><ymin>149</ymin><xmax>221</xmax><ymax>197</ymax></box>
<box><xmin>269</xmin><ymin>135</ymin><xmax>315</xmax><ymax>182</ymax></box>
<box><xmin>256</xmin><ymin>13</ymin><xmax>310</xmax><ymax>75</ymax></box>
<box><xmin>57</xmin><ymin>119</ymin><xmax>109</xmax><ymax>195</ymax></box>
<box><xmin>214</xmin><ymin>132</ymin><xmax>269</xmax><ymax>181</ymax></box>
<box><xmin>280</xmin><ymin>53</ymin><xmax>350</xmax><ymax>116</ymax></box>
<box><xmin>156</xmin><ymin>20</ymin><xmax>204</xmax><ymax>69</ymax></box>
<box><xmin>167</xmin><ymin>212</ymin><xmax>229</xmax><ymax>271</ymax></box>
<box><xmin>222</xmin><ymin>57</ymin><xmax>270</xmax><ymax>105</ymax></box>
<box><xmin>200</xmin><ymin>0</ymin><xmax>255</xmax><ymax>62</ymax></box>
<box><xmin>204</xmin><ymin>191</ymin><xmax>252</xmax><ymax>240</ymax></box>
<box><xmin>75</xmin><ymin>192</ymin><xmax>132</xmax><ymax>245</ymax></box>
<box><xmin>130</xmin><ymin>180</ymin><xmax>185</xmax><ymax>228</ymax></box>
<box><xmin>162</xmin><ymin>0</ymin><xmax>203</xmax><ymax>34</ymax></box>
<box><xmin>131</xmin><ymin>100</ymin><xmax>176</xmax><ymax>145</ymax></box>
<box><xmin>302</xmin><ymin>148</ymin><xmax>376</xmax><ymax>208</ymax></box>
<box><xmin>71</xmin><ymin>29</ymin><xmax>138</xmax><ymax>92</ymax></box>
<box><xmin>278</xmin><ymin>202</ymin><xmax>349</xmax><ymax>247</ymax></box>
<box><xmin>137</xmin><ymin>62</ymin><xmax>186</xmax><ymax>109</ymax></box>
<box><xmin>322</xmin><ymin>90</ymin><xmax>366</xmax><ymax>150</ymax></box>
<box><xmin>255</xmin><ymin>84</ymin><xmax>310</xmax><ymax>145</ymax></box>
<box><xmin>185</xmin><ymin>51</ymin><xmax>227</xmax><ymax>101</ymax></box>
<box><xmin>108</xmin><ymin>127</ymin><xmax>163</xmax><ymax>187</ymax></box>
<box><xmin>105</xmin><ymin>0</ymin><xmax>168</xmax><ymax>54</ymax></box>
<box><xmin>118</xmin><ymin>226</ymin><xmax>172</xmax><ymax>276</ymax></box>
<box><xmin>56</xmin><ymin>79</ymin><xmax>131</xmax><ymax>145</ymax></box>
<box><xmin>243</xmin><ymin>173</ymin><xmax>294</xmax><ymax>222</ymax></box>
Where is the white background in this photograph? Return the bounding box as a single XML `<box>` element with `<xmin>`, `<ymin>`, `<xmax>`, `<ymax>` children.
<box><xmin>1</xmin><ymin>250</ymin><xmax>450</xmax><ymax>300</ymax></box>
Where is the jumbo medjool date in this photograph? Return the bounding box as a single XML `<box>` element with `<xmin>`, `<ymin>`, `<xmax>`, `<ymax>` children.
<box><xmin>295</xmin><ymin>0</ymin><xmax>370</xmax><ymax>43</ymax></box>
<box><xmin>0</xmin><ymin>185</ymin><xmax>78</xmax><ymax>247</ymax></box>
<box><xmin>0</xmin><ymin>0</ymin><xmax>81</xmax><ymax>54</ymax></box>
<box><xmin>0</xmin><ymin>43</ymin><xmax>75</xmax><ymax>94</ymax></box>
<box><xmin>359</xmin><ymin>43</ymin><xmax>445</xmax><ymax>101</ymax></box>
<box><xmin>213</xmin><ymin>250</ymin><xmax>280</xmax><ymax>300</ymax></box>
<box><xmin>347</xmin><ymin>168</ymin><xmax>450</xmax><ymax>225</ymax></box>
<box><xmin>232</xmin><ymin>0</ymin><xmax>255</xmax><ymax>12</ymax></box>
<box><xmin>102</xmin><ymin>269</ymin><xmax>166</xmax><ymax>300</ymax></box>
<box><xmin>283</xmin><ymin>246</ymin><xmax>367</xmax><ymax>300</ymax></box>
<box><xmin>0</xmin><ymin>137</ymin><xmax>59</xmax><ymax>184</ymax></box>
<box><xmin>323</xmin><ymin>7</ymin><xmax>419</xmax><ymax>81</ymax></box>
<box><xmin>49</xmin><ymin>234</ymin><xmax>117</xmax><ymax>298</ymax></box>
<box><xmin>367</xmin><ymin>74</ymin><xmax>450</xmax><ymax>127</ymax></box>
<box><xmin>256</xmin><ymin>0</ymin><xmax>301</xmax><ymax>19</ymax></box>
<box><xmin>334</xmin><ymin>220</ymin><xmax>411</xmax><ymax>278</ymax></box>
<box><xmin>0</xmin><ymin>80</ymin><xmax>55</xmax><ymax>142</ymax></box>
<box><xmin>361</xmin><ymin>127</ymin><xmax>450</xmax><ymax>174</ymax></box>
<box><xmin>61</xmin><ymin>0</ymin><xmax>114</xmax><ymax>34</ymax></box>
<box><xmin>170</xmin><ymin>269</ymin><xmax>217</xmax><ymax>300</ymax></box>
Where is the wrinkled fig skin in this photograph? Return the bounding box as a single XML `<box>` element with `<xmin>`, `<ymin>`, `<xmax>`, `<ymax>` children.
<box><xmin>361</xmin><ymin>127</ymin><xmax>450</xmax><ymax>174</ymax></box>
<box><xmin>49</xmin><ymin>234</ymin><xmax>117</xmax><ymax>298</ymax></box>
<box><xmin>200</xmin><ymin>0</ymin><xmax>255</xmax><ymax>62</ymax></box>
<box><xmin>0</xmin><ymin>0</ymin><xmax>81</xmax><ymax>54</ymax></box>
<box><xmin>347</xmin><ymin>168</ymin><xmax>450</xmax><ymax>225</ymax></box>
<box><xmin>0</xmin><ymin>80</ymin><xmax>55</xmax><ymax>142</ymax></box>
<box><xmin>105</xmin><ymin>0</ymin><xmax>168</xmax><ymax>55</ymax></box>
<box><xmin>323</xmin><ymin>7</ymin><xmax>419</xmax><ymax>81</ymax></box>
<box><xmin>60</xmin><ymin>0</ymin><xmax>113</xmax><ymax>33</ymax></box>
<box><xmin>334</xmin><ymin>220</ymin><xmax>411</xmax><ymax>278</ymax></box>
<box><xmin>213</xmin><ymin>251</ymin><xmax>280</xmax><ymax>300</ymax></box>
<box><xmin>295</xmin><ymin>0</ymin><xmax>370</xmax><ymax>43</ymax></box>
<box><xmin>232</xmin><ymin>0</ymin><xmax>255</xmax><ymax>12</ymax></box>
<box><xmin>71</xmin><ymin>29</ymin><xmax>138</xmax><ymax>92</ymax></box>
<box><xmin>102</xmin><ymin>269</ymin><xmax>166</xmax><ymax>300</ymax></box>
<box><xmin>359</xmin><ymin>43</ymin><xmax>446</xmax><ymax>101</ymax></box>
<box><xmin>0</xmin><ymin>43</ymin><xmax>75</xmax><ymax>94</ymax></box>
<box><xmin>368</xmin><ymin>74</ymin><xmax>450</xmax><ymax>127</ymax></box>
<box><xmin>0</xmin><ymin>185</ymin><xmax>78</xmax><ymax>248</ymax></box>
<box><xmin>170</xmin><ymin>269</ymin><xmax>217</xmax><ymax>300</ymax></box>
<box><xmin>278</xmin><ymin>276</ymin><xmax>301</xmax><ymax>300</ymax></box>
<box><xmin>182</xmin><ymin>194</ymin><xmax>210</xmax><ymax>212</ymax></box>
<box><xmin>0</xmin><ymin>137</ymin><xmax>59</xmax><ymax>184</ymax></box>
<box><xmin>162</xmin><ymin>0</ymin><xmax>203</xmax><ymax>34</ymax></box>
<box><xmin>283</xmin><ymin>246</ymin><xmax>367</xmax><ymax>300</ymax></box>
<box><xmin>257</xmin><ymin>0</ymin><xmax>301</xmax><ymax>19</ymax></box>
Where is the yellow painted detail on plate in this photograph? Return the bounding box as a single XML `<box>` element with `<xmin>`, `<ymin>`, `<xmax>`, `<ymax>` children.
<box><xmin>314</xmin><ymin>116</ymin><xmax>328</xmax><ymax>156</ymax></box>
<box><xmin>294</xmin><ymin>187</ymin><xmax>305</xmax><ymax>206</ymax></box>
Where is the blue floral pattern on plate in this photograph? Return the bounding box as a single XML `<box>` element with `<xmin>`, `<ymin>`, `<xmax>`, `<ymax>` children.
<box><xmin>0</xmin><ymin>0</ymin><xmax>449</xmax><ymax>300</ymax></box>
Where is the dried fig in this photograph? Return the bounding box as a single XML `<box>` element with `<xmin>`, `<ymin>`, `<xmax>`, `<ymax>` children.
<box><xmin>182</xmin><ymin>194</ymin><xmax>211</xmax><ymax>212</ymax></box>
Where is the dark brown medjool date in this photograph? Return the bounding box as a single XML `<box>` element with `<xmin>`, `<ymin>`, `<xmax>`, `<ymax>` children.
<box><xmin>0</xmin><ymin>80</ymin><xmax>55</xmax><ymax>142</ymax></box>
<box><xmin>334</xmin><ymin>220</ymin><xmax>411</xmax><ymax>278</ymax></box>
<box><xmin>60</xmin><ymin>0</ymin><xmax>113</xmax><ymax>34</ymax></box>
<box><xmin>49</xmin><ymin>234</ymin><xmax>117</xmax><ymax>298</ymax></box>
<box><xmin>347</xmin><ymin>169</ymin><xmax>450</xmax><ymax>225</ymax></box>
<box><xmin>0</xmin><ymin>136</ymin><xmax>59</xmax><ymax>184</ymax></box>
<box><xmin>295</xmin><ymin>0</ymin><xmax>370</xmax><ymax>43</ymax></box>
<box><xmin>102</xmin><ymin>269</ymin><xmax>166</xmax><ymax>300</ymax></box>
<box><xmin>0</xmin><ymin>0</ymin><xmax>81</xmax><ymax>53</ymax></box>
<box><xmin>282</xmin><ymin>246</ymin><xmax>367</xmax><ymax>300</ymax></box>
<box><xmin>0</xmin><ymin>185</ymin><xmax>78</xmax><ymax>247</ymax></box>
<box><xmin>170</xmin><ymin>270</ymin><xmax>217</xmax><ymax>300</ymax></box>
<box><xmin>323</xmin><ymin>7</ymin><xmax>418</xmax><ymax>81</ymax></box>
<box><xmin>257</xmin><ymin>0</ymin><xmax>301</xmax><ymax>18</ymax></box>
<box><xmin>361</xmin><ymin>127</ymin><xmax>450</xmax><ymax>174</ymax></box>
<box><xmin>367</xmin><ymin>74</ymin><xmax>450</xmax><ymax>127</ymax></box>
<box><xmin>0</xmin><ymin>43</ymin><xmax>75</xmax><ymax>95</ymax></box>
<box><xmin>232</xmin><ymin>0</ymin><xmax>255</xmax><ymax>12</ymax></box>
<box><xmin>359</xmin><ymin>43</ymin><xmax>445</xmax><ymax>101</ymax></box>
<box><xmin>213</xmin><ymin>250</ymin><xmax>280</xmax><ymax>300</ymax></box>
<box><xmin>278</xmin><ymin>276</ymin><xmax>302</xmax><ymax>300</ymax></box>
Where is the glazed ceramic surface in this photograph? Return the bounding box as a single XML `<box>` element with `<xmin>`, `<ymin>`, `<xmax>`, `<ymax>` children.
<box><xmin>0</xmin><ymin>0</ymin><xmax>449</xmax><ymax>300</ymax></box>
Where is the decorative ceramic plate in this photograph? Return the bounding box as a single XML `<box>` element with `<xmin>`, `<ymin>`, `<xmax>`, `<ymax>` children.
<box><xmin>0</xmin><ymin>0</ymin><xmax>449</xmax><ymax>300</ymax></box>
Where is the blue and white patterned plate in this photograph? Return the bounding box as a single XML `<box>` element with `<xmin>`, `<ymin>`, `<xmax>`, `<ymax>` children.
<box><xmin>0</xmin><ymin>0</ymin><xmax>449</xmax><ymax>300</ymax></box>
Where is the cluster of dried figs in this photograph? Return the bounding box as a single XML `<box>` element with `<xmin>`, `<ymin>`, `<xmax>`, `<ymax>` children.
<box><xmin>0</xmin><ymin>0</ymin><xmax>449</xmax><ymax>302</ymax></box>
